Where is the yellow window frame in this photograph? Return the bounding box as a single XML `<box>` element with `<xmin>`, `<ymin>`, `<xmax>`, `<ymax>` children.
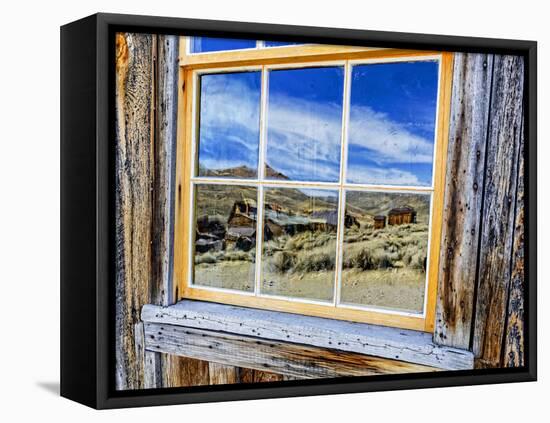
<box><xmin>173</xmin><ymin>37</ymin><xmax>453</xmax><ymax>332</ymax></box>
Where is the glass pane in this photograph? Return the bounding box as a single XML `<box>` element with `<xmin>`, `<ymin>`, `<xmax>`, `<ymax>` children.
<box><xmin>265</xmin><ymin>67</ymin><xmax>344</xmax><ymax>182</ymax></box>
<box><xmin>263</xmin><ymin>41</ymin><xmax>304</xmax><ymax>47</ymax></box>
<box><xmin>191</xmin><ymin>37</ymin><xmax>257</xmax><ymax>53</ymax></box>
<box><xmin>193</xmin><ymin>184</ymin><xmax>258</xmax><ymax>292</ymax></box>
<box><xmin>197</xmin><ymin>72</ymin><xmax>261</xmax><ymax>178</ymax></box>
<box><xmin>340</xmin><ymin>191</ymin><xmax>431</xmax><ymax>313</ymax></box>
<box><xmin>347</xmin><ymin>61</ymin><xmax>439</xmax><ymax>187</ymax></box>
<box><xmin>261</xmin><ymin>187</ymin><xmax>339</xmax><ymax>301</ymax></box>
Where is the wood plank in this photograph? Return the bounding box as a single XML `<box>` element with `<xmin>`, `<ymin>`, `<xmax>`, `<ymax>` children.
<box><xmin>238</xmin><ymin>368</ymin><xmax>285</xmax><ymax>383</ymax></box>
<box><xmin>503</xmin><ymin>118</ymin><xmax>525</xmax><ymax>367</ymax></box>
<box><xmin>134</xmin><ymin>323</ymin><xmax>161</xmax><ymax>388</ymax></box>
<box><xmin>181</xmin><ymin>44</ymin><xmax>441</xmax><ymax>70</ymax></box>
<box><xmin>151</xmin><ymin>34</ymin><xmax>179</xmax><ymax>306</ymax></box>
<box><xmin>434</xmin><ymin>53</ymin><xmax>494</xmax><ymax>348</ymax></box>
<box><xmin>209</xmin><ymin>363</ymin><xmax>240</xmax><ymax>385</ymax></box>
<box><xmin>472</xmin><ymin>55</ymin><xmax>524</xmax><ymax>367</ymax></box>
<box><xmin>142</xmin><ymin>300</ymin><xmax>474</xmax><ymax>370</ymax></box>
<box><xmin>115</xmin><ymin>32</ymin><xmax>155</xmax><ymax>391</ymax></box>
<box><xmin>162</xmin><ymin>353</ymin><xmax>210</xmax><ymax>388</ymax></box>
<box><xmin>151</xmin><ymin>34</ymin><xmax>196</xmax><ymax>390</ymax></box>
<box><xmin>143</xmin><ymin>323</ymin><xmax>439</xmax><ymax>378</ymax></box>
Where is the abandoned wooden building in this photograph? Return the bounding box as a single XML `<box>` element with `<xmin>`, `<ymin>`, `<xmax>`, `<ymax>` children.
<box><xmin>387</xmin><ymin>206</ymin><xmax>417</xmax><ymax>226</ymax></box>
<box><xmin>374</xmin><ymin>215</ymin><xmax>386</xmax><ymax>229</ymax></box>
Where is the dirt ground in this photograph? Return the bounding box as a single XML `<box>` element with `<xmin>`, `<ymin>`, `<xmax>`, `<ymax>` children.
<box><xmin>194</xmin><ymin>261</ymin><xmax>425</xmax><ymax>313</ymax></box>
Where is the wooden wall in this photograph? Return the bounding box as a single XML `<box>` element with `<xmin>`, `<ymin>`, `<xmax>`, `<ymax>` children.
<box><xmin>115</xmin><ymin>33</ymin><xmax>526</xmax><ymax>390</ymax></box>
<box><xmin>434</xmin><ymin>54</ymin><xmax>525</xmax><ymax>368</ymax></box>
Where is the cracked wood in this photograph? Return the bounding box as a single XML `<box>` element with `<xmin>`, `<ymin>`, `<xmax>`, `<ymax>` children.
<box><xmin>142</xmin><ymin>300</ymin><xmax>474</xmax><ymax>370</ymax></box>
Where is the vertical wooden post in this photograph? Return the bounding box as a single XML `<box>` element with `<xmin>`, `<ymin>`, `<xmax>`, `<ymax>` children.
<box><xmin>473</xmin><ymin>55</ymin><xmax>524</xmax><ymax>367</ymax></box>
<box><xmin>115</xmin><ymin>32</ymin><xmax>155</xmax><ymax>390</ymax></box>
<box><xmin>503</xmin><ymin>118</ymin><xmax>525</xmax><ymax>367</ymax></box>
<box><xmin>434</xmin><ymin>53</ymin><xmax>493</xmax><ymax>349</ymax></box>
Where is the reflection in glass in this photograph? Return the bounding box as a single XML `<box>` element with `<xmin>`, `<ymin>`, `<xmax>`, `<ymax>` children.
<box><xmin>197</xmin><ymin>72</ymin><xmax>261</xmax><ymax>178</ymax></box>
<box><xmin>191</xmin><ymin>37</ymin><xmax>257</xmax><ymax>53</ymax></box>
<box><xmin>263</xmin><ymin>41</ymin><xmax>304</xmax><ymax>47</ymax></box>
<box><xmin>347</xmin><ymin>61</ymin><xmax>439</xmax><ymax>187</ymax></box>
<box><xmin>193</xmin><ymin>185</ymin><xmax>258</xmax><ymax>292</ymax></box>
<box><xmin>340</xmin><ymin>191</ymin><xmax>431</xmax><ymax>313</ymax></box>
<box><xmin>261</xmin><ymin>188</ymin><xmax>339</xmax><ymax>301</ymax></box>
<box><xmin>265</xmin><ymin>67</ymin><xmax>344</xmax><ymax>182</ymax></box>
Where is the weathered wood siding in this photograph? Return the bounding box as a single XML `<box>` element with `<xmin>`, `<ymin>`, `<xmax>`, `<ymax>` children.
<box><xmin>115</xmin><ymin>32</ymin><xmax>155</xmax><ymax>390</ymax></box>
<box><xmin>434</xmin><ymin>54</ymin><xmax>493</xmax><ymax>349</ymax></box>
<box><xmin>434</xmin><ymin>53</ymin><xmax>525</xmax><ymax>368</ymax></box>
<box><xmin>116</xmin><ymin>36</ymin><xmax>526</xmax><ymax>390</ymax></box>
<box><xmin>143</xmin><ymin>322</ymin><xmax>439</xmax><ymax>378</ymax></box>
<box><xmin>115</xmin><ymin>33</ymin><xmax>207</xmax><ymax>390</ymax></box>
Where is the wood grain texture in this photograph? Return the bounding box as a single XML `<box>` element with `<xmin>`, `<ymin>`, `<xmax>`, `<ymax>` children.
<box><xmin>151</xmin><ymin>34</ymin><xmax>179</xmax><ymax>307</ymax></box>
<box><xmin>143</xmin><ymin>323</ymin><xmax>438</xmax><ymax>378</ymax></box>
<box><xmin>208</xmin><ymin>363</ymin><xmax>239</xmax><ymax>385</ymax></box>
<box><xmin>115</xmin><ymin>32</ymin><xmax>155</xmax><ymax>390</ymax></box>
<box><xmin>238</xmin><ymin>368</ymin><xmax>285</xmax><ymax>383</ymax></box>
<box><xmin>504</xmin><ymin>118</ymin><xmax>525</xmax><ymax>367</ymax></box>
<box><xmin>434</xmin><ymin>53</ymin><xmax>493</xmax><ymax>348</ymax></box>
<box><xmin>150</xmin><ymin>34</ymin><xmax>193</xmax><ymax>390</ymax></box>
<box><xmin>142</xmin><ymin>300</ymin><xmax>474</xmax><ymax>370</ymax></box>
<box><xmin>473</xmin><ymin>55</ymin><xmax>524</xmax><ymax>367</ymax></box>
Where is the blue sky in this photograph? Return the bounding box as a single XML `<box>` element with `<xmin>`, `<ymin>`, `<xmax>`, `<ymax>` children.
<box><xmin>266</xmin><ymin>67</ymin><xmax>344</xmax><ymax>182</ymax></box>
<box><xmin>191</xmin><ymin>37</ymin><xmax>256</xmax><ymax>53</ymax></box>
<box><xmin>197</xmin><ymin>60</ymin><xmax>439</xmax><ymax>186</ymax></box>
<box><xmin>198</xmin><ymin>71</ymin><xmax>261</xmax><ymax>176</ymax></box>
<box><xmin>191</xmin><ymin>37</ymin><xmax>303</xmax><ymax>53</ymax></box>
<box><xmin>347</xmin><ymin>61</ymin><xmax>439</xmax><ymax>186</ymax></box>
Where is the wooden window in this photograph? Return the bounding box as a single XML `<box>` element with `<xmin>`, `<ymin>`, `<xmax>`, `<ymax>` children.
<box><xmin>174</xmin><ymin>37</ymin><xmax>453</xmax><ymax>332</ymax></box>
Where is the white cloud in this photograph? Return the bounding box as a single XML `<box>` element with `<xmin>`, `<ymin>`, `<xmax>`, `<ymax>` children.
<box><xmin>348</xmin><ymin>106</ymin><xmax>435</xmax><ymax>165</ymax></box>
<box><xmin>198</xmin><ymin>75</ymin><xmax>435</xmax><ymax>182</ymax></box>
<box><xmin>346</xmin><ymin>164</ymin><xmax>422</xmax><ymax>185</ymax></box>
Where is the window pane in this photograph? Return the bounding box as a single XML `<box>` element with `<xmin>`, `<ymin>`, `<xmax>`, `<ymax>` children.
<box><xmin>347</xmin><ymin>61</ymin><xmax>439</xmax><ymax>187</ymax></box>
<box><xmin>197</xmin><ymin>72</ymin><xmax>261</xmax><ymax>178</ymax></box>
<box><xmin>261</xmin><ymin>187</ymin><xmax>339</xmax><ymax>301</ymax></box>
<box><xmin>193</xmin><ymin>184</ymin><xmax>257</xmax><ymax>292</ymax></box>
<box><xmin>263</xmin><ymin>41</ymin><xmax>304</xmax><ymax>47</ymax></box>
<box><xmin>340</xmin><ymin>191</ymin><xmax>431</xmax><ymax>313</ymax></box>
<box><xmin>265</xmin><ymin>67</ymin><xmax>344</xmax><ymax>182</ymax></box>
<box><xmin>191</xmin><ymin>37</ymin><xmax>257</xmax><ymax>53</ymax></box>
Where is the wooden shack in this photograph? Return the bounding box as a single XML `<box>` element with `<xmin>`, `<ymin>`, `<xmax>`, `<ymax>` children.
<box><xmin>374</xmin><ymin>215</ymin><xmax>386</xmax><ymax>229</ymax></box>
<box><xmin>387</xmin><ymin>206</ymin><xmax>417</xmax><ymax>226</ymax></box>
<box><xmin>115</xmin><ymin>33</ymin><xmax>526</xmax><ymax>390</ymax></box>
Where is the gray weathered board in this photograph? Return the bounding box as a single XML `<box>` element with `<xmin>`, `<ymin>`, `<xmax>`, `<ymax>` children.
<box><xmin>140</xmin><ymin>321</ymin><xmax>439</xmax><ymax>378</ymax></box>
<box><xmin>142</xmin><ymin>300</ymin><xmax>474</xmax><ymax>370</ymax></box>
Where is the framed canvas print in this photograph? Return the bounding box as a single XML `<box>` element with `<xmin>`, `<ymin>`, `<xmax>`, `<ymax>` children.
<box><xmin>60</xmin><ymin>13</ymin><xmax>537</xmax><ymax>409</ymax></box>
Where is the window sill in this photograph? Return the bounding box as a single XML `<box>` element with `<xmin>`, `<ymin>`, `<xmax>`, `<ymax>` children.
<box><xmin>141</xmin><ymin>300</ymin><xmax>474</xmax><ymax>371</ymax></box>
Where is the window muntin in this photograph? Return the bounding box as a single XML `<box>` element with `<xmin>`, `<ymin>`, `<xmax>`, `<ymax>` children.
<box><xmin>179</xmin><ymin>50</ymin><xmax>450</xmax><ymax>332</ymax></box>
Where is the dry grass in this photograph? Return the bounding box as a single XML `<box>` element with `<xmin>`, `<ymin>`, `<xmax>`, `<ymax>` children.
<box><xmin>193</xmin><ymin>223</ymin><xmax>429</xmax><ymax>312</ymax></box>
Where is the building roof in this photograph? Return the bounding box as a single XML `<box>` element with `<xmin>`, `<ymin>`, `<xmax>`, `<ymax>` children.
<box><xmin>388</xmin><ymin>206</ymin><xmax>416</xmax><ymax>215</ymax></box>
<box><xmin>310</xmin><ymin>210</ymin><xmax>339</xmax><ymax>226</ymax></box>
<box><xmin>227</xmin><ymin>226</ymin><xmax>256</xmax><ymax>238</ymax></box>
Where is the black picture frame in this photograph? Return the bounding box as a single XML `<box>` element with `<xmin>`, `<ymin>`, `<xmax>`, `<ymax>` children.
<box><xmin>60</xmin><ymin>12</ymin><xmax>537</xmax><ymax>409</ymax></box>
